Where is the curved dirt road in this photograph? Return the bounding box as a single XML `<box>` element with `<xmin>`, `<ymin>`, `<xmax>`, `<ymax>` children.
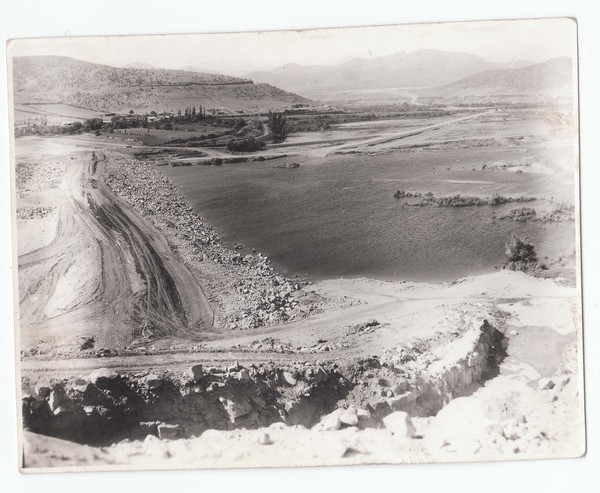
<box><xmin>19</xmin><ymin>150</ymin><xmax>214</xmax><ymax>348</ymax></box>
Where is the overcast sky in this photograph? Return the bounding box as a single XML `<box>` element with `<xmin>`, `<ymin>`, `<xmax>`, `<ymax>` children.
<box><xmin>8</xmin><ymin>17</ymin><xmax>576</xmax><ymax>75</ymax></box>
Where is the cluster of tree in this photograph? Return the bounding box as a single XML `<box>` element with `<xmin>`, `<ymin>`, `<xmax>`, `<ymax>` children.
<box><xmin>232</xmin><ymin>118</ymin><xmax>247</xmax><ymax>132</ymax></box>
<box><xmin>14</xmin><ymin>121</ymin><xmax>86</xmax><ymax>137</ymax></box>
<box><xmin>267</xmin><ymin>110</ymin><xmax>287</xmax><ymax>143</ymax></box>
<box><xmin>226</xmin><ymin>137</ymin><xmax>266</xmax><ymax>153</ymax></box>
<box><xmin>174</xmin><ymin>105</ymin><xmax>207</xmax><ymax>123</ymax></box>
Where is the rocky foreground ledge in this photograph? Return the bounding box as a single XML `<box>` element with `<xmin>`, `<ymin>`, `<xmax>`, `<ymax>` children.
<box><xmin>18</xmin><ymin>318</ymin><xmax>547</xmax><ymax>466</ymax></box>
<box><xmin>20</xmin><ymin>269</ymin><xmax>585</xmax><ymax>469</ymax></box>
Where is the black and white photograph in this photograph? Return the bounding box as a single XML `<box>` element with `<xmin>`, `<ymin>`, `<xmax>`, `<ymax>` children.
<box><xmin>6</xmin><ymin>15</ymin><xmax>586</xmax><ymax>473</ymax></box>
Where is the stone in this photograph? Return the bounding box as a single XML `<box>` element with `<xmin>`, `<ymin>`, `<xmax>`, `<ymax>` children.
<box><xmin>48</xmin><ymin>390</ymin><xmax>63</xmax><ymax>412</ymax></box>
<box><xmin>257</xmin><ymin>433</ymin><xmax>273</xmax><ymax>445</ymax></box>
<box><xmin>509</xmin><ymin>329</ymin><xmax>518</xmax><ymax>336</ymax></box>
<box><xmin>339</xmin><ymin>406</ymin><xmax>359</xmax><ymax>427</ymax></box>
<box><xmin>145</xmin><ymin>374</ymin><xmax>165</xmax><ymax>390</ymax></box>
<box><xmin>393</xmin><ymin>379</ymin><xmax>410</xmax><ymax>394</ymax></box>
<box><xmin>282</xmin><ymin>371</ymin><xmax>297</xmax><ymax>386</ymax></box>
<box><xmin>467</xmin><ymin>352</ymin><xmax>480</xmax><ymax>367</ymax></box>
<box><xmin>387</xmin><ymin>391</ymin><xmax>417</xmax><ymax>411</ymax></box>
<box><xmin>383</xmin><ymin>411</ymin><xmax>416</xmax><ymax>438</ymax></box>
<box><xmin>83</xmin><ymin>405</ymin><xmax>96</xmax><ymax>415</ymax></box>
<box><xmin>35</xmin><ymin>385</ymin><xmax>51</xmax><ymax>399</ymax></box>
<box><xmin>189</xmin><ymin>364</ymin><xmax>205</xmax><ymax>381</ymax></box>
<box><xmin>157</xmin><ymin>423</ymin><xmax>181</xmax><ymax>440</ymax></box>
<box><xmin>235</xmin><ymin>369</ymin><xmax>251</xmax><ymax>382</ymax></box>
<box><xmin>356</xmin><ymin>409</ymin><xmax>372</xmax><ymax>420</ymax></box>
<box><xmin>88</xmin><ymin>368</ymin><xmax>119</xmax><ymax>387</ymax></box>
<box><xmin>316</xmin><ymin>410</ymin><xmax>342</xmax><ymax>431</ymax></box>
<box><xmin>219</xmin><ymin>396</ymin><xmax>253</xmax><ymax>421</ymax></box>
<box><xmin>538</xmin><ymin>378</ymin><xmax>555</xmax><ymax>390</ymax></box>
<box><xmin>304</xmin><ymin>367</ymin><xmax>327</xmax><ymax>384</ymax></box>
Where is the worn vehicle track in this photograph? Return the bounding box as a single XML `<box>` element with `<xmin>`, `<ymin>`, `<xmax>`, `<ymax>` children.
<box><xmin>19</xmin><ymin>151</ymin><xmax>214</xmax><ymax>348</ymax></box>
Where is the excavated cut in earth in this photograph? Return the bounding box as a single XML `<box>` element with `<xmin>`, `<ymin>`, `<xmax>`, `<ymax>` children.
<box><xmin>22</xmin><ymin>320</ymin><xmax>507</xmax><ymax>446</ymax></box>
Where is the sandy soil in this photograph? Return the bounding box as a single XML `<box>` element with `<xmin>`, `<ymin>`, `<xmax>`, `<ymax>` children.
<box><xmin>17</xmin><ymin>142</ymin><xmax>213</xmax><ymax>353</ymax></box>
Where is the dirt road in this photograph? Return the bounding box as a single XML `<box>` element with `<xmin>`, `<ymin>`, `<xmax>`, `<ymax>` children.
<box><xmin>18</xmin><ymin>148</ymin><xmax>214</xmax><ymax>349</ymax></box>
<box><xmin>310</xmin><ymin>110</ymin><xmax>491</xmax><ymax>156</ymax></box>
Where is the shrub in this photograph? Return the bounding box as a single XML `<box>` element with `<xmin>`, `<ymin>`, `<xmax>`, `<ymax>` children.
<box><xmin>505</xmin><ymin>235</ymin><xmax>538</xmax><ymax>264</ymax></box>
<box><xmin>233</xmin><ymin>118</ymin><xmax>247</xmax><ymax>131</ymax></box>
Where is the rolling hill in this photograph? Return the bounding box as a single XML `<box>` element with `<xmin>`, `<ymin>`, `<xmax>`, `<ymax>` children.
<box><xmin>246</xmin><ymin>49</ymin><xmax>533</xmax><ymax>98</ymax></box>
<box><xmin>12</xmin><ymin>56</ymin><xmax>309</xmax><ymax>113</ymax></box>
<box><xmin>428</xmin><ymin>57</ymin><xmax>574</xmax><ymax>97</ymax></box>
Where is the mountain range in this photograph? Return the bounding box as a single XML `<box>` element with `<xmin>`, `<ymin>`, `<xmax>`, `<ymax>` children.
<box><xmin>246</xmin><ymin>49</ymin><xmax>537</xmax><ymax>96</ymax></box>
<box><xmin>12</xmin><ymin>50</ymin><xmax>574</xmax><ymax>114</ymax></box>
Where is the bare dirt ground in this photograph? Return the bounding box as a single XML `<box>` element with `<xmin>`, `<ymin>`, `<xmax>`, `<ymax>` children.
<box><xmin>13</xmin><ymin>110</ymin><xmax>584</xmax><ymax>470</ymax></box>
<box><xmin>17</xmin><ymin>141</ymin><xmax>213</xmax><ymax>353</ymax></box>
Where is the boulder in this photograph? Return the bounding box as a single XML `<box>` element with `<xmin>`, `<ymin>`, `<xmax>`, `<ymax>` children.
<box><xmin>339</xmin><ymin>406</ymin><xmax>359</xmax><ymax>427</ymax></box>
<box><xmin>282</xmin><ymin>371</ymin><xmax>297</xmax><ymax>386</ymax></box>
<box><xmin>48</xmin><ymin>390</ymin><xmax>64</xmax><ymax>412</ymax></box>
<box><xmin>467</xmin><ymin>351</ymin><xmax>481</xmax><ymax>367</ymax></box>
<box><xmin>387</xmin><ymin>391</ymin><xmax>417</xmax><ymax>411</ymax></box>
<box><xmin>189</xmin><ymin>364</ymin><xmax>205</xmax><ymax>381</ymax></box>
<box><xmin>35</xmin><ymin>385</ymin><xmax>51</xmax><ymax>399</ymax></box>
<box><xmin>314</xmin><ymin>410</ymin><xmax>342</xmax><ymax>431</ymax></box>
<box><xmin>88</xmin><ymin>368</ymin><xmax>119</xmax><ymax>388</ymax></box>
<box><xmin>234</xmin><ymin>369</ymin><xmax>251</xmax><ymax>382</ymax></box>
<box><xmin>383</xmin><ymin>411</ymin><xmax>416</xmax><ymax>438</ymax></box>
<box><xmin>145</xmin><ymin>374</ymin><xmax>166</xmax><ymax>390</ymax></box>
<box><xmin>219</xmin><ymin>396</ymin><xmax>253</xmax><ymax>422</ymax></box>
<box><xmin>304</xmin><ymin>367</ymin><xmax>327</xmax><ymax>384</ymax></box>
<box><xmin>393</xmin><ymin>379</ymin><xmax>410</xmax><ymax>394</ymax></box>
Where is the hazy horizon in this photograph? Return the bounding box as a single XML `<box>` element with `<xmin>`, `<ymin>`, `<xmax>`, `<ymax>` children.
<box><xmin>8</xmin><ymin>18</ymin><xmax>576</xmax><ymax>76</ymax></box>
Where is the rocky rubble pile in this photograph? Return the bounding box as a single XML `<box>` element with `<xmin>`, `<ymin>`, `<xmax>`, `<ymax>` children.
<box><xmin>17</xmin><ymin>206</ymin><xmax>55</xmax><ymax>219</ymax></box>
<box><xmin>103</xmin><ymin>152</ymin><xmax>315</xmax><ymax>329</ymax></box>
<box><xmin>333</xmin><ymin>316</ymin><xmax>507</xmax><ymax>420</ymax></box>
<box><xmin>16</xmin><ymin>160</ymin><xmax>65</xmax><ymax>196</ymax></box>
<box><xmin>21</xmin><ymin>362</ymin><xmax>353</xmax><ymax>445</ymax></box>
<box><xmin>21</xmin><ymin>318</ymin><xmax>511</xmax><ymax>453</ymax></box>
